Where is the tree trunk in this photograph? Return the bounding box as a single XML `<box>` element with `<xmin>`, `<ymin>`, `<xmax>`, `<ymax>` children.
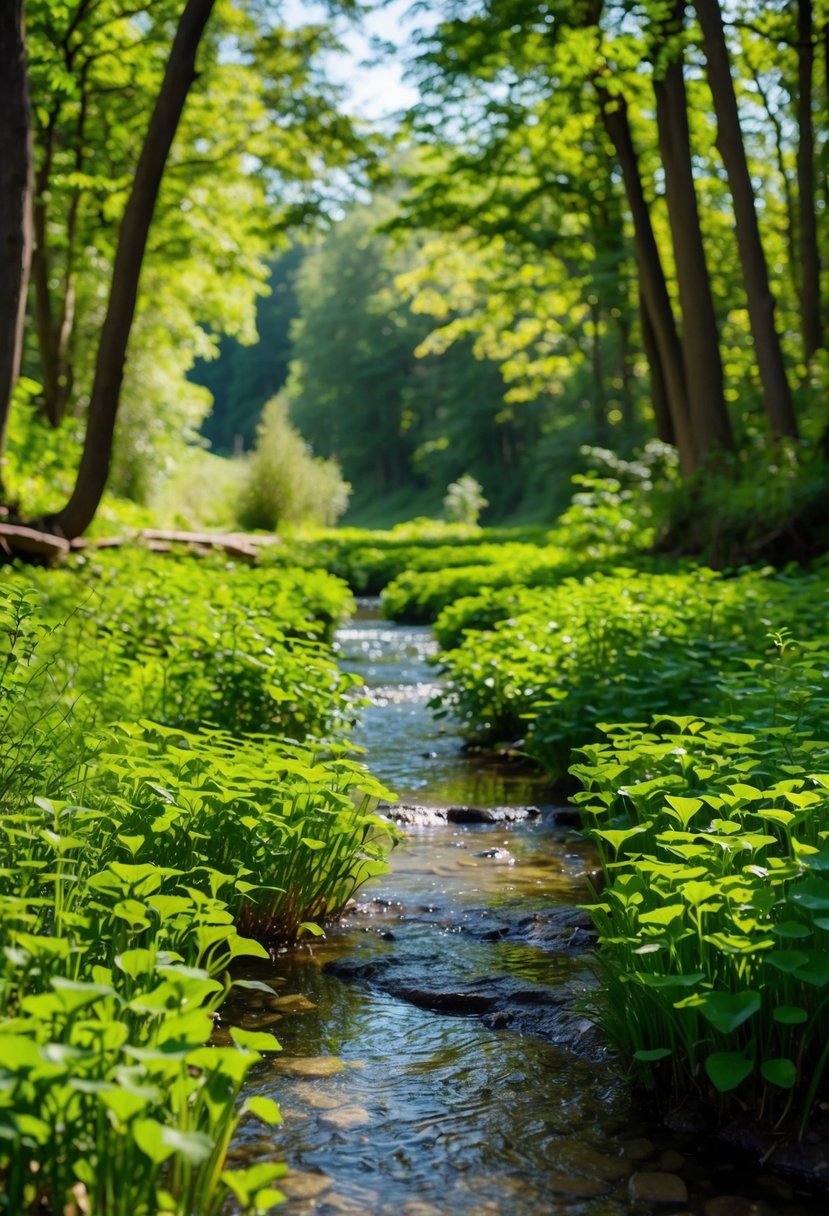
<box><xmin>0</xmin><ymin>0</ymin><xmax>33</xmax><ymax>467</ymax></box>
<box><xmin>797</xmin><ymin>0</ymin><xmax>822</xmax><ymax>362</ymax></box>
<box><xmin>48</xmin><ymin>0</ymin><xmax>217</xmax><ymax>539</ymax></box>
<box><xmin>750</xmin><ymin>66</ymin><xmax>799</xmax><ymax>301</ymax></box>
<box><xmin>694</xmin><ymin>0</ymin><xmax>797</xmax><ymax>439</ymax></box>
<box><xmin>32</xmin><ymin>73</ymin><xmax>88</xmax><ymax>428</ymax></box>
<box><xmin>653</xmin><ymin>0</ymin><xmax>733</xmax><ymax>458</ymax></box>
<box><xmin>597</xmin><ymin>86</ymin><xmax>696</xmax><ymax>472</ymax></box>
<box><xmin>640</xmin><ymin>293</ymin><xmax>675</xmax><ymax>445</ymax></box>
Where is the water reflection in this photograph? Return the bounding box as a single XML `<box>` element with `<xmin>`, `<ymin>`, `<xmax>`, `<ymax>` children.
<box><xmin>335</xmin><ymin>613</ymin><xmax>551</xmax><ymax>805</ymax></box>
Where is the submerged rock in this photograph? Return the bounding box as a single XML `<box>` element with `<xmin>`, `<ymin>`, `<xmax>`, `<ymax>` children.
<box><xmin>719</xmin><ymin>1119</ymin><xmax>829</xmax><ymax>1190</ymax></box>
<box><xmin>324</xmin><ymin>952</ymin><xmax>607</xmax><ymax>1062</ymax></box>
<box><xmin>272</xmin><ymin>1055</ymin><xmax>347</xmax><ymax>1078</ymax></box>
<box><xmin>628</xmin><ymin>1171</ymin><xmax>689</xmax><ymax>1204</ymax></box>
<box><xmin>319</xmin><ymin>1104</ymin><xmax>372</xmax><ymax>1130</ymax></box>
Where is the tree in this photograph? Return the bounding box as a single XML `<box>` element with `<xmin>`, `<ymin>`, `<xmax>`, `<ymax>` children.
<box><xmin>797</xmin><ymin>0</ymin><xmax>822</xmax><ymax>362</ymax></box>
<box><xmin>651</xmin><ymin>0</ymin><xmax>733</xmax><ymax>458</ymax></box>
<box><xmin>0</xmin><ymin>0</ymin><xmax>372</xmax><ymax>537</ymax></box>
<box><xmin>694</xmin><ymin>0</ymin><xmax>796</xmax><ymax>438</ymax></box>
<box><xmin>45</xmin><ymin>0</ymin><xmax>218</xmax><ymax>539</ymax></box>
<box><xmin>0</xmin><ymin>0</ymin><xmax>33</xmax><ymax>463</ymax></box>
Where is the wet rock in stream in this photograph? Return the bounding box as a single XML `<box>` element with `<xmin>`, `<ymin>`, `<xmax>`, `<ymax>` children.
<box><xmin>324</xmin><ymin>950</ymin><xmax>607</xmax><ymax>1062</ymax></box>
<box><xmin>343</xmin><ymin>895</ymin><xmax>595</xmax><ymax>954</ymax></box>
<box><xmin>378</xmin><ymin>802</ymin><xmax>541</xmax><ymax>826</ymax></box>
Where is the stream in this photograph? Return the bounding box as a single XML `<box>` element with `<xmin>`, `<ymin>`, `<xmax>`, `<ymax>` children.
<box><xmin>227</xmin><ymin>604</ymin><xmax>826</xmax><ymax>1215</ymax></box>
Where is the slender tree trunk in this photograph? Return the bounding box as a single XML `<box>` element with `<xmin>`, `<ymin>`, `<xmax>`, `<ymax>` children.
<box><xmin>0</xmin><ymin>0</ymin><xmax>33</xmax><ymax>467</ymax></box>
<box><xmin>597</xmin><ymin>87</ymin><xmax>696</xmax><ymax>472</ymax></box>
<box><xmin>48</xmin><ymin>0</ymin><xmax>217</xmax><ymax>539</ymax></box>
<box><xmin>617</xmin><ymin>308</ymin><xmax>635</xmax><ymax>430</ymax></box>
<box><xmin>653</xmin><ymin>0</ymin><xmax>733</xmax><ymax>458</ymax></box>
<box><xmin>797</xmin><ymin>0</ymin><xmax>822</xmax><ymax>361</ymax></box>
<box><xmin>32</xmin><ymin>134</ymin><xmax>62</xmax><ymax>427</ymax></box>
<box><xmin>589</xmin><ymin>299</ymin><xmax>607</xmax><ymax>439</ymax></box>
<box><xmin>640</xmin><ymin>294</ymin><xmax>675</xmax><ymax>445</ymax></box>
<box><xmin>694</xmin><ymin>0</ymin><xmax>797</xmax><ymax>439</ymax></box>
<box><xmin>750</xmin><ymin>66</ymin><xmax>799</xmax><ymax>300</ymax></box>
<box><xmin>33</xmin><ymin>76</ymin><xmax>88</xmax><ymax>428</ymax></box>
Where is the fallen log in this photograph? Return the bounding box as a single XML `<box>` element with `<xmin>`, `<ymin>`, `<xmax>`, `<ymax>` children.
<box><xmin>0</xmin><ymin>523</ymin><xmax>70</xmax><ymax>561</ymax></box>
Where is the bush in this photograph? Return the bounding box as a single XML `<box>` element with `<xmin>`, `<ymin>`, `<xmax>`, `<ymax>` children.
<box><xmin>432</xmin><ymin>565</ymin><xmax>829</xmax><ymax>778</ymax></box>
<box><xmin>236</xmin><ymin>395</ymin><xmax>350</xmax><ymax>530</ymax></box>
<box><xmin>443</xmin><ymin>474</ymin><xmax>488</xmax><ymax>525</ymax></box>
<box><xmin>573</xmin><ymin>695</ymin><xmax>829</xmax><ymax>1132</ymax></box>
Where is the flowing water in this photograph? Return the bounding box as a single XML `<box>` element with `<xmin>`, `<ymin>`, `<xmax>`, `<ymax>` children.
<box><xmin>229</xmin><ymin>604</ymin><xmax>826</xmax><ymax>1215</ymax></box>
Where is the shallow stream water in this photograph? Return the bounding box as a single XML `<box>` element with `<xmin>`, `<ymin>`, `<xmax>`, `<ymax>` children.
<box><xmin>228</xmin><ymin>604</ymin><xmax>826</xmax><ymax>1215</ymax></box>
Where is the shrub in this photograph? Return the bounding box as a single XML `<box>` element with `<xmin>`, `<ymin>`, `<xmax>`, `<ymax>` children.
<box><xmin>573</xmin><ymin>697</ymin><xmax>829</xmax><ymax>1132</ymax></box>
<box><xmin>443</xmin><ymin>473</ymin><xmax>488</xmax><ymax>525</ymax></box>
<box><xmin>236</xmin><ymin>395</ymin><xmax>350</xmax><ymax>530</ymax></box>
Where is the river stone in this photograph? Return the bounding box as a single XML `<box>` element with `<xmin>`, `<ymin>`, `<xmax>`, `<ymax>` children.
<box><xmin>378</xmin><ymin>802</ymin><xmax>541</xmax><ymax>826</ymax></box>
<box><xmin>325</xmin><ymin>953</ymin><xmax>607</xmax><ymax>1061</ymax></box>
<box><xmin>546</xmin><ymin>1174</ymin><xmax>613</xmax><ymax>1198</ymax></box>
<box><xmin>272</xmin><ymin>1055</ymin><xmax>346</xmax><ymax>1077</ymax></box>
<box><xmin>319</xmin><ymin>1103</ymin><xmax>372</xmax><ymax>1130</ymax></box>
<box><xmin>472</xmin><ymin>848</ymin><xmax>514</xmax><ymax>863</ymax></box>
<box><xmin>659</xmin><ymin>1150</ymin><xmax>685</xmax><ymax>1172</ymax></box>
<box><xmin>290</xmin><ymin>1081</ymin><xmax>344</xmax><ymax>1110</ymax></box>
<box><xmin>720</xmin><ymin>1118</ymin><xmax>829</xmax><ymax>1186</ymax></box>
<box><xmin>238</xmin><ymin>1012</ymin><xmax>282</xmax><ymax>1029</ymax></box>
<box><xmin>623</xmin><ymin>1139</ymin><xmax>656</xmax><ymax>1161</ymax></box>
<box><xmin>628</xmin><ymin>1172</ymin><xmax>689</xmax><ymax>1205</ymax></box>
<box><xmin>268</xmin><ymin>993</ymin><xmax>317</xmax><ymax>1014</ymax></box>
<box><xmin>278</xmin><ymin>1170</ymin><xmax>333</xmax><ymax>1200</ymax></box>
<box><xmin>558</xmin><ymin>1142</ymin><xmax>630</xmax><ymax>1181</ymax></box>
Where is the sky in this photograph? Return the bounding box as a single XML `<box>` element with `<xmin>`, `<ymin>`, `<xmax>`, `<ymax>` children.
<box><xmin>284</xmin><ymin>0</ymin><xmax>430</xmax><ymax>121</ymax></box>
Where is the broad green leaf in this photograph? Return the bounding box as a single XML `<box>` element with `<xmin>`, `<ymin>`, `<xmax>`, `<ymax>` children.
<box><xmin>699</xmin><ymin>990</ymin><xmax>761</xmax><ymax>1034</ymax></box>
<box><xmin>761</xmin><ymin>1058</ymin><xmax>797</xmax><ymax>1088</ymax></box>
<box><xmin>706</xmin><ymin>1052</ymin><xmax>754</xmax><ymax>1092</ymax></box>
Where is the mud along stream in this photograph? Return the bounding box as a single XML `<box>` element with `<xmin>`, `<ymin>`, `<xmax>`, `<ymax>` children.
<box><xmin>224</xmin><ymin>603</ymin><xmax>824</xmax><ymax>1215</ymax></box>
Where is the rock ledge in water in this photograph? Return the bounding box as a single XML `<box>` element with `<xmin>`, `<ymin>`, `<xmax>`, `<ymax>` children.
<box><xmin>379</xmin><ymin>802</ymin><xmax>541</xmax><ymax>826</ymax></box>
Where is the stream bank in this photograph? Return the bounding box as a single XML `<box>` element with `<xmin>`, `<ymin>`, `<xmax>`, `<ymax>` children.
<box><xmin>227</xmin><ymin>605</ymin><xmax>827</xmax><ymax>1214</ymax></box>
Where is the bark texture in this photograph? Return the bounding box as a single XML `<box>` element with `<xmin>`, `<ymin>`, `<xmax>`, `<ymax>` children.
<box><xmin>653</xmin><ymin>0</ymin><xmax>732</xmax><ymax>458</ymax></box>
<box><xmin>797</xmin><ymin>0</ymin><xmax>822</xmax><ymax>362</ymax></box>
<box><xmin>0</xmin><ymin>0</ymin><xmax>34</xmax><ymax>462</ymax></box>
<box><xmin>598</xmin><ymin>87</ymin><xmax>696</xmax><ymax>471</ymax></box>
<box><xmin>694</xmin><ymin>0</ymin><xmax>797</xmax><ymax>438</ymax></box>
<box><xmin>48</xmin><ymin>0</ymin><xmax>217</xmax><ymax>539</ymax></box>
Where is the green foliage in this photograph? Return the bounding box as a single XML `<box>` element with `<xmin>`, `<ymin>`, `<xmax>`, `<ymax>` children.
<box><xmin>0</xmin><ymin>551</ymin><xmax>395</xmax><ymax>1212</ymax></box>
<box><xmin>263</xmin><ymin>520</ymin><xmax>548</xmax><ymax>595</ymax></box>
<box><xmin>572</xmin><ymin>696</ymin><xmax>829</xmax><ymax>1128</ymax></box>
<box><xmin>433</xmin><ymin>565</ymin><xmax>829</xmax><ymax>778</ymax></box>
<box><xmin>653</xmin><ymin>442</ymin><xmax>829</xmax><ymax>567</ymax></box>
<box><xmin>17</xmin><ymin>548</ymin><xmax>358</xmax><ymax>743</ymax></box>
<box><xmin>236</xmin><ymin>396</ymin><xmax>351</xmax><ymax>531</ymax></box>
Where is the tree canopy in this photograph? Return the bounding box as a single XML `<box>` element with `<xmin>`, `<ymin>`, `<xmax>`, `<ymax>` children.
<box><xmin>0</xmin><ymin>0</ymin><xmax>827</xmax><ymax>545</ymax></box>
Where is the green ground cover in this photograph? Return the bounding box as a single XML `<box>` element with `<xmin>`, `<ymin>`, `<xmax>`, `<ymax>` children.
<box><xmin>0</xmin><ymin>554</ymin><xmax>393</xmax><ymax>1215</ymax></box>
